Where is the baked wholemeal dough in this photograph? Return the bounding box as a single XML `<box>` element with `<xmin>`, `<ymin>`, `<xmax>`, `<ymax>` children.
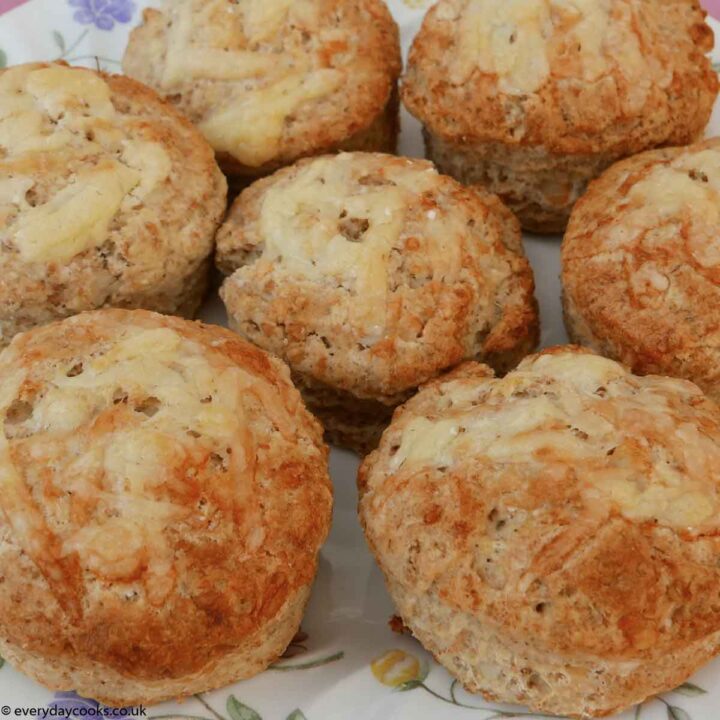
<box><xmin>123</xmin><ymin>0</ymin><xmax>401</xmax><ymax>178</ymax></box>
<box><xmin>0</xmin><ymin>62</ymin><xmax>227</xmax><ymax>346</ymax></box>
<box><xmin>0</xmin><ymin>309</ymin><xmax>332</xmax><ymax>706</ymax></box>
<box><xmin>563</xmin><ymin>138</ymin><xmax>720</xmax><ymax>402</ymax></box>
<box><xmin>402</xmin><ymin>0</ymin><xmax>718</xmax><ymax>234</ymax></box>
<box><xmin>217</xmin><ymin>152</ymin><xmax>538</xmax><ymax>453</ymax></box>
<box><xmin>359</xmin><ymin>346</ymin><xmax>720</xmax><ymax>718</ymax></box>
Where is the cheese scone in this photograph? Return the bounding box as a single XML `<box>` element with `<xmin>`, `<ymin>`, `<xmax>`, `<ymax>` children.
<box><xmin>0</xmin><ymin>309</ymin><xmax>332</xmax><ymax>706</ymax></box>
<box><xmin>0</xmin><ymin>62</ymin><xmax>226</xmax><ymax>346</ymax></box>
<box><xmin>217</xmin><ymin>152</ymin><xmax>538</xmax><ymax>454</ymax></box>
<box><xmin>123</xmin><ymin>0</ymin><xmax>401</xmax><ymax>178</ymax></box>
<box><xmin>563</xmin><ymin>138</ymin><xmax>720</xmax><ymax>402</ymax></box>
<box><xmin>359</xmin><ymin>347</ymin><xmax>720</xmax><ymax>718</ymax></box>
<box><xmin>402</xmin><ymin>0</ymin><xmax>718</xmax><ymax>234</ymax></box>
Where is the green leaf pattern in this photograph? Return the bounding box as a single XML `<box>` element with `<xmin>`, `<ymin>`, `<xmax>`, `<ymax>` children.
<box><xmin>226</xmin><ymin>696</ymin><xmax>262</xmax><ymax>720</ymax></box>
<box><xmin>271</xmin><ymin>650</ymin><xmax>344</xmax><ymax>671</ymax></box>
<box><xmin>667</xmin><ymin>707</ymin><xmax>692</xmax><ymax>720</ymax></box>
<box><xmin>52</xmin><ymin>29</ymin><xmax>65</xmax><ymax>53</ymax></box>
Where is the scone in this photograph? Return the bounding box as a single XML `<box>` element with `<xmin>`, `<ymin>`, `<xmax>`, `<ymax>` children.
<box><xmin>0</xmin><ymin>309</ymin><xmax>332</xmax><ymax>706</ymax></box>
<box><xmin>563</xmin><ymin>138</ymin><xmax>720</xmax><ymax>402</ymax></box>
<box><xmin>217</xmin><ymin>152</ymin><xmax>539</xmax><ymax>453</ymax></box>
<box><xmin>359</xmin><ymin>347</ymin><xmax>720</xmax><ymax>718</ymax></box>
<box><xmin>0</xmin><ymin>62</ymin><xmax>227</xmax><ymax>347</ymax></box>
<box><xmin>402</xmin><ymin>0</ymin><xmax>718</xmax><ymax>234</ymax></box>
<box><xmin>123</xmin><ymin>0</ymin><xmax>401</xmax><ymax>179</ymax></box>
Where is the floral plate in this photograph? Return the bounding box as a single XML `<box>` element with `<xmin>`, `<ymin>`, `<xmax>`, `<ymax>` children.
<box><xmin>0</xmin><ymin>1</ymin><xmax>720</xmax><ymax>719</ymax></box>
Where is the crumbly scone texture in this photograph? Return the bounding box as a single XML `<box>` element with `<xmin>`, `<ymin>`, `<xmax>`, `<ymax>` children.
<box><xmin>218</xmin><ymin>152</ymin><xmax>538</xmax><ymax>405</ymax></box>
<box><xmin>292</xmin><ymin>373</ymin><xmax>397</xmax><ymax>455</ymax></box>
<box><xmin>0</xmin><ymin>309</ymin><xmax>332</xmax><ymax>706</ymax></box>
<box><xmin>563</xmin><ymin>138</ymin><xmax>720</xmax><ymax>402</ymax></box>
<box><xmin>403</xmin><ymin>0</ymin><xmax>717</xmax><ymax>156</ymax></box>
<box><xmin>123</xmin><ymin>0</ymin><xmax>401</xmax><ymax>176</ymax></box>
<box><xmin>0</xmin><ymin>62</ymin><xmax>227</xmax><ymax>347</ymax></box>
<box><xmin>359</xmin><ymin>347</ymin><xmax>720</xmax><ymax>718</ymax></box>
<box><xmin>424</xmin><ymin>131</ymin><xmax>616</xmax><ymax>235</ymax></box>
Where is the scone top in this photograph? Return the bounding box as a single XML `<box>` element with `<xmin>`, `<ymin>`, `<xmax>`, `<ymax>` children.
<box><xmin>563</xmin><ymin>138</ymin><xmax>720</xmax><ymax>402</ymax></box>
<box><xmin>123</xmin><ymin>0</ymin><xmax>400</xmax><ymax>172</ymax></box>
<box><xmin>218</xmin><ymin>152</ymin><xmax>538</xmax><ymax>403</ymax></box>
<box><xmin>360</xmin><ymin>347</ymin><xmax>720</xmax><ymax>657</ymax></box>
<box><xmin>0</xmin><ymin>62</ymin><xmax>226</xmax><ymax>346</ymax></box>
<box><xmin>403</xmin><ymin>0</ymin><xmax>717</xmax><ymax>154</ymax></box>
<box><xmin>1</xmin><ymin>63</ymin><xmax>174</xmax><ymax>264</ymax></box>
<box><xmin>0</xmin><ymin>310</ymin><xmax>330</xmax><ymax>680</ymax></box>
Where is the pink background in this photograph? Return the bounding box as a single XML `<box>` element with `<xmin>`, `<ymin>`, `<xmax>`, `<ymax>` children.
<box><xmin>0</xmin><ymin>0</ymin><xmax>29</xmax><ymax>15</ymax></box>
<box><xmin>703</xmin><ymin>0</ymin><xmax>720</xmax><ymax>19</ymax></box>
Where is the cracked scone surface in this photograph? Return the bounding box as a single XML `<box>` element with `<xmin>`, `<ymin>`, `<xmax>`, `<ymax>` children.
<box><xmin>0</xmin><ymin>62</ymin><xmax>227</xmax><ymax>346</ymax></box>
<box><xmin>563</xmin><ymin>138</ymin><xmax>720</xmax><ymax>403</ymax></box>
<box><xmin>123</xmin><ymin>0</ymin><xmax>401</xmax><ymax>177</ymax></box>
<box><xmin>0</xmin><ymin>309</ymin><xmax>332</xmax><ymax>706</ymax></box>
<box><xmin>359</xmin><ymin>347</ymin><xmax>720</xmax><ymax>718</ymax></box>
<box><xmin>402</xmin><ymin>0</ymin><xmax>717</xmax><ymax>233</ymax></box>
<box><xmin>218</xmin><ymin>152</ymin><xmax>538</xmax><ymax>452</ymax></box>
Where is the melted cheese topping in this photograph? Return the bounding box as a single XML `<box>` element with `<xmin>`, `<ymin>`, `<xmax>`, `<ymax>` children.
<box><xmin>390</xmin><ymin>351</ymin><xmax>720</xmax><ymax>532</ymax></box>
<box><xmin>14</xmin><ymin>160</ymin><xmax>140</xmax><ymax>263</ymax></box>
<box><xmin>155</xmin><ymin>0</ymin><xmax>345</xmax><ymax>166</ymax></box>
<box><xmin>0</xmin><ymin>64</ymin><xmax>172</xmax><ymax>263</ymax></box>
<box><xmin>0</xmin><ymin>323</ymin><xmax>292</xmax><ymax>605</ymax></box>
<box><xmin>256</xmin><ymin>154</ymin><xmax>455</xmax><ymax>328</ymax></box>
<box><xmin>450</xmin><ymin>0</ymin><xmax>656</xmax><ymax>97</ymax></box>
<box><xmin>598</xmin><ymin>146</ymin><xmax>720</xmax><ymax>278</ymax></box>
<box><xmin>199</xmin><ymin>70</ymin><xmax>342</xmax><ymax>166</ymax></box>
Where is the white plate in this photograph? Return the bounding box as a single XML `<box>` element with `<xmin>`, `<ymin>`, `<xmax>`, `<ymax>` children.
<box><xmin>0</xmin><ymin>2</ymin><xmax>719</xmax><ymax>718</ymax></box>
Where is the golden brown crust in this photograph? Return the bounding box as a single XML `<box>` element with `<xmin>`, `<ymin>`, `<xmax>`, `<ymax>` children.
<box><xmin>0</xmin><ymin>309</ymin><xmax>331</xmax><ymax>704</ymax></box>
<box><xmin>562</xmin><ymin>138</ymin><xmax>720</xmax><ymax>402</ymax></box>
<box><xmin>424</xmin><ymin>131</ymin><xmax>618</xmax><ymax>235</ymax></box>
<box><xmin>1</xmin><ymin>585</ymin><xmax>311</xmax><ymax>707</ymax></box>
<box><xmin>403</xmin><ymin>0</ymin><xmax>717</xmax><ymax>233</ymax></box>
<box><xmin>359</xmin><ymin>347</ymin><xmax>720</xmax><ymax>717</ymax></box>
<box><xmin>403</xmin><ymin>0</ymin><xmax>717</xmax><ymax>156</ymax></box>
<box><xmin>0</xmin><ymin>62</ymin><xmax>227</xmax><ymax>346</ymax></box>
<box><xmin>123</xmin><ymin>0</ymin><xmax>401</xmax><ymax>177</ymax></box>
<box><xmin>217</xmin><ymin>152</ymin><xmax>538</xmax><ymax>449</ymax></box>
<box><xmin>216</xmin><ymin>84</ymin><xmax>401</xmax><ymax>179</ymax></box>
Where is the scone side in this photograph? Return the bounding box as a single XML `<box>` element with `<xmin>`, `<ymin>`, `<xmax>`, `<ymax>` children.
<box><xmin>0</xmin><ymin>586</ymin><xmax>311</xmax><ymax>708</ymax></box>
<box><xmin>425</xmin><ymin>131</ymin><xmax>618</xmax><ymax>235</ymax></box>
<box><xmin>373</xmin><ymin>576</ymin><xmax>720</xmax><ymax>719</ymax></box>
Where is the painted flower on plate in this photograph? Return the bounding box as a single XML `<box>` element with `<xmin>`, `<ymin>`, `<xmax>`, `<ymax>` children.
<box><xmin>47</xmin><ymin>691</ymin><xmax>100</xmax><ymax>713</ymax></box>
<box><xmin>371</xmin><ymin>649</ymin><xmax>425</xmax><ymax>688</ymax></box>
<box><xmin>69</xmin><ymin>0</ymin><xmax>135</xmax><ymax>31</ymax></box>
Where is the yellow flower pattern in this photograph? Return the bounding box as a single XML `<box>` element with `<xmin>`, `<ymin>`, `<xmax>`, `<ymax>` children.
<box><xmin>371</xmin><ymin>649</ymin><xmax>424</xmax><ymax>688</ymax></box>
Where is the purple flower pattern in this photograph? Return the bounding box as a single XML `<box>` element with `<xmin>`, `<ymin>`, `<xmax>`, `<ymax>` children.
<box><xmin>68</xmin><ymin>0</ymin><xmax>135</xmax><ymax>31</ymax></box>
<box><xmin>48</xmin><ymin>692</ymin><xmax>100</xmax><ymax>713</ymax></box>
